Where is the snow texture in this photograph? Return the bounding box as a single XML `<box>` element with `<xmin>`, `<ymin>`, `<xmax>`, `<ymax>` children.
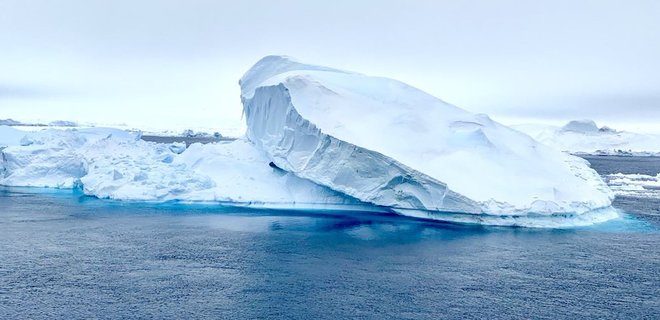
<box><xmin>514</xmin><ymin>121</ymin><xmax>660</xmax><ymax>156</ymax></box>
<box><xmin>603</xmin><ymin>173</ymin><xmax>660</xmax><ymax>199</ymax></box>
<box><xmin>1</xmin><ymin>128</ymin><xmax>137</xmax><ymax>188</ymax></box>
<box><xmin>240</xmin><ymin>56</ymin><xmax>613</xmax><ymax>217</ymax></box>
<box><xmin>0</xmin><ymin>126</ymin><xmax>619</xmax><ymax>227</ymax></box>
<box><xmin>0</xmin><ymin>56</ymin><xmax>626</xmax><ymax>227</ymax></box>
<box><xmin>0</xmin><ymin>127</ymin><xmax>369</xmax><ymax>210</ymax></box>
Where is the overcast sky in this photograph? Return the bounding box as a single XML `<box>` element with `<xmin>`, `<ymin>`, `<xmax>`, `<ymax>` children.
<box><xmin>1</xmin><ymin>0</ymin><xmax>659</xmax><ymax>133</ymax></box>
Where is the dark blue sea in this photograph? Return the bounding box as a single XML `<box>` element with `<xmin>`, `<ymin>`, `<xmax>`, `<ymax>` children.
<box><xmin>0</xmin><ymin>156</ymin><xmax>658</xmax><ymax>319</ymax></box>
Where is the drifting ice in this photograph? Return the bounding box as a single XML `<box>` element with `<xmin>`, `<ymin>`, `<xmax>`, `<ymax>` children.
<box><xmin>240</xmin><ymin>56</ymin><xmax>613</xmax><ymax>217</ymax></box>
<box><xmin>0</xmin><ymin>56</ymin><xmax>621</xmax><ymax>226</ymax></box>
<box><xmin>514</xmin><ymin>120</ymin><xmax>660</xmax><ymax>156</ymax></box>
<box><xmin>0</xmin><ymin>126</ymin><xmax>364</xmax><ymax>209</ymax></box>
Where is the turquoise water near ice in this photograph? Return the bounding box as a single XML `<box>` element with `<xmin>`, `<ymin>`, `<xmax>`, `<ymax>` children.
<box><xmin>0</xmin><ymin>187</ymin><xmax>658</xmax><ymax>319</ymax></box>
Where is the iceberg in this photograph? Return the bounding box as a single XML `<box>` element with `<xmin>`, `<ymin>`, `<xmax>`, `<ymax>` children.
<box><xmin>0</xmin><ymin>125</ymin><xmax>618</xmax><ymax>227</ymax></box>
<box><xmin>240</xmin><ymin>56</ymin><xmax>613</xmax><ymax>217</ymax></box>
<box><xmin>514</xmin><ymin>120</ymin><xmax>660</xmax><ymax>156</ymax></box>
<box><xmin>0</xmin><ymin>57</ymin><xmax>623</xmax><ymax>227</ymax></box>
<box><xmin>603</xmin><ymin>173</ymin><xmax>660</xmax><ymax>199</ymax></box>
<box><xmin>1</xmin><ymin>127</ymin><xmax>137</xmax><ymax>188</ymax></box>
<box><xmin>0</xmin><ymin>127</ymin><xmax>369</xmax><ymax>210</ymax></box>
<box><xmin>561</xmin><ymin>119</ymin><xmax>600</xmax><ymax>133</ymax></box>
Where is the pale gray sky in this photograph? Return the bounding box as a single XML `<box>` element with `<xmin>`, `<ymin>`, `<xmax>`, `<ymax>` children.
<box><xmin>1</xmin><ymin>0</ymin><xmax>659</xmax><ymax>133</ymax></box>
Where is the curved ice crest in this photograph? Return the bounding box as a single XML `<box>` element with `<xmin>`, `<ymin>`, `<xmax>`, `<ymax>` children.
<box><xmin>240</xmin><ymin>55</ymin><xmax>614</xmax><ymax>218</ymax></box>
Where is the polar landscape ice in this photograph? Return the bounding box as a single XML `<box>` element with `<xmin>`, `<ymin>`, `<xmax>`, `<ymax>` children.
<box><xmin>0</xmin><ymin>126</ymin><xmax>367</xmax><ymax>210</ymax></box>
<box><xmin>514</xmin><ymin>120</ymin><xmax>660</xmax><ymax>156</ymax></box>
<box><xmin>0</xmin><ymin>56</ymin><xmax>626</xmax><ymax>227</ymax></box>
<box><xmin>240</xmin><ymin>56</ymin><xmax>613</xmax><ymax>218</ymax></box>
<box><xmin>602</xmin><ymin>173</ymin><xmax>660</xmax><ymax>199</ymax></box>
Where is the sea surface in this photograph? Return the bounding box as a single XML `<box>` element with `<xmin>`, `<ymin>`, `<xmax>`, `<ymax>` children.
<box><xmin>0</xmin><ymin>157</ymin><xmax>658</xmax><ymax>319</ymax></box>
<box><xmin>583</xmin><ymin>155</ymin><xmax>660</xmax><ymax>226</ymax></box>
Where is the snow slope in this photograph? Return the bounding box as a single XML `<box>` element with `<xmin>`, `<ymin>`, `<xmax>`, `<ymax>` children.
<box><xmin>514</xmin><ymin>120</ymin><xmax>660</xmax><ymax>156</ymax></box>
<box><xmin>240</xmin><ymin>56</ymin><xmax>613</xmax><ymax>217</ymax></box>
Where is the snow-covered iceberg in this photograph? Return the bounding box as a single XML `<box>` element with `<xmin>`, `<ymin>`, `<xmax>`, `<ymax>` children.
<box><xmin>240</xmin><ymin>56</ymin><xmax>614</xmax><ymax>218</ymax></box>
<box><xmin>603</xmin><ymin>173</ymin><xmax>660</xmax><ymax>199</ymax></box>
<box><xmin>1</xmin><ymin>57</ymin><xmax>624</xmax><ymax>227</ymax></box>
<box><xmin>0</xmin><ymin>127</ymin><xmax>369</xmax><ymax>210</ymax></box>
<box><xmin>514</xmin><ymin>120</ymin><xmax>660</xmax><ymax>156</ymax></box>
<box><xmin>0</xmin><ymin>126</ymin><xmax>619</xmax><ymax>227</ymax></box>
<box><xmin>1</xmin><ymin>127</ymin><xmax>137</xmax><ymax>188</ymax></box>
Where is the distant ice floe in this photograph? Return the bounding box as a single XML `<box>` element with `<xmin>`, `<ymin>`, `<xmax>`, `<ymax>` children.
<box><xmin>514</xmin><ymin>120</ymin><xmax>660</xmax><ymax>156</ymax></box>
<box><xmin>604</xmin><ymin>173</ymin><xmax>660</xmax><ymax>199</ymax></box>
<box><xmin>0</xmin><ymin>126</ymin><xmax>364</xmax><ymax>210</ymax></box>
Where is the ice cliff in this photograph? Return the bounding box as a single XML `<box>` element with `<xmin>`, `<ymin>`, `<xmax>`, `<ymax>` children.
<box><xmin>240</xmin><ymin>56</ymin><xmax>614</xmax><ymax>218</ymax></box>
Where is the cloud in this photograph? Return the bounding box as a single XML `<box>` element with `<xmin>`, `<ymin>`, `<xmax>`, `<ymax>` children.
<box><xmin>492</xmin><ymin>93</ymin><xmax>660</xmax><ymax>121</ymax></box>
<box><xmin>0</xmin><ymin>0</ymin><xmax>658</xmax><ymax>131</ymax></box>
<box><xmin>0</xmin><ymin>85</ymin><xmax>54</xmax><ymax>100</ymax></box>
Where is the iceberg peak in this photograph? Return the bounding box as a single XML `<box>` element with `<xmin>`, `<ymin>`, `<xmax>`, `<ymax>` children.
<box><xmin>240</xmin><ymin>56</ymin><xmax>614</xmax><ymax>218</ymax></box>
<box><xmin>561</xmin><ymin>119</ymin><xmax>600</xmax><ymax>133</ymax></box>
<box><xmin>239</xmin><ymin>55</ymin><xmax>352</xmax><ymax>100</ymax></box>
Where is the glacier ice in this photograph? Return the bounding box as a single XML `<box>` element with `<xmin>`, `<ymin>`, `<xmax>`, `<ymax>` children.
<box><xmin>240</xmin><ymin>56</ymin><xmax>614</xmax><ymax>216</ymax></box>
<box><xmin>0</xmin><ymin>57</ymin><xmax>625</xmax><ymax>227</ymax></box>
<box><xmin>1</xmin><ymin>127</ymin><xmax>139</xmax><ymax>188</ymax></box>
<box><xmin>0</xmin><ymin>126</ymin><xmax>618</xmax><ymax>227</ymax></box>
<box><xmin>514</xmin><ymin>121</ymin><xmax>660</xmax><ymax>156</ymax></box>
<box><xmin>0</xmin><ymin>127</ymin><xmax>370</xmax><ymax>210</ymax></box>
<box><xmin>168</xmin><ymin>142</ymin><xmax>187</xmax><ymax>154</ymax></box>
<box><xmin>602</xmin><ymin>173</ymin><xmax>660</xmax><ymax>199</ymax></box>
<box><xmin>561</xmin><ymin>120</ymin><xmax>600</xmax><ymax>133</ymax></box>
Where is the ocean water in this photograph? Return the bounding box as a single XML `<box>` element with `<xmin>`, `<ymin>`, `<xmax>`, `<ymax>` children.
<box><xmin>1</xmin><ymin>159</ymin><xmax>659</xmax><ymax>319</ymax></box>
<box><xmin>584</xmin><ymin>155</ymin><xmax>660</xmax><ymax>226</ymax></box>
<box><xmin>581</xmin><ymin>155</ymin><xmax>660</xmax><ymax>176</ymax></box>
